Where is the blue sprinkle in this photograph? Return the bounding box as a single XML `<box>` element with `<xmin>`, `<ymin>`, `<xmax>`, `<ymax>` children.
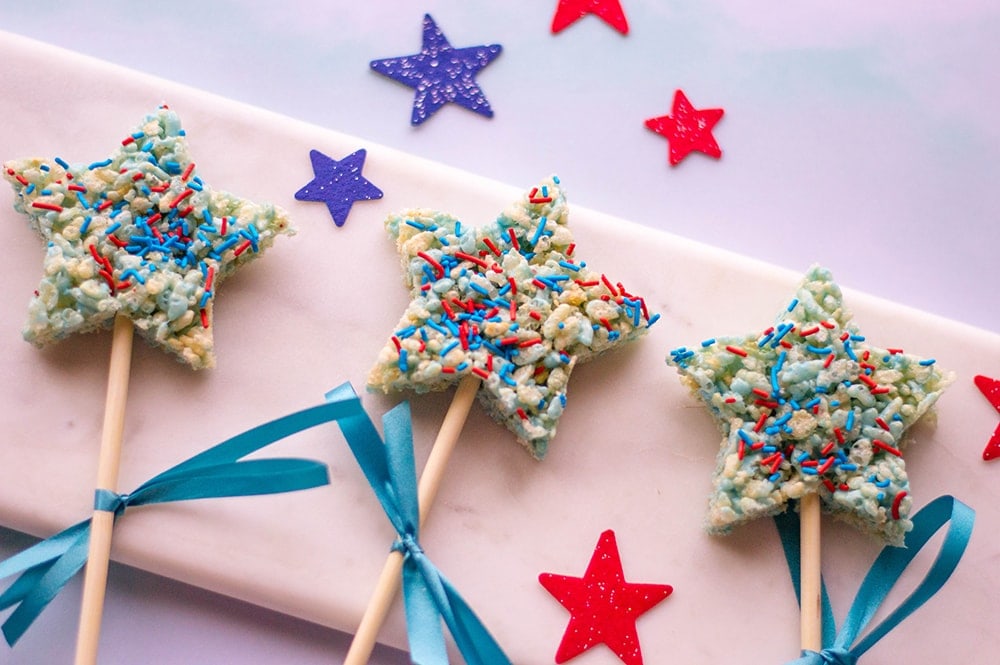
<box><xmin>531</xmin><ymin>217</ymin><xmax>548</xmax><ymax>246</ymax></box>
<box><xmin>806</xmin><ymin>344</ymin><xmax>832</xmax><ymax>354</ymax></box>
<box><xmin>398</xmin><ymin>349</ymin><xmax>409</xmax><ymax>373</ymax></box>
<box><xmin>845</xmin><ymin>410</ymin><xmax>855</xmax><ymax>431</ymax></box>
<box><xmin>646</xmin><ymin>313</ymin><xmax>661</xmax><ymax>327</ymax></box>
<box><xmin>395</xmin><ymin>326</ymin><xmax>417</xmax><ymax>339</ymax></box>
<box><xmin>104</xmin><ymin>222</ymin><xmax>121</xmax><ymax>235</ymax></box>
<box><xmin>199</xmin><ymin>291</ymin><xmax>212</xmax><ymax>308</ymax></box>
<box><xmin>801</xmin><ymin>467</ymin><xmax>818</xmax><ymax>476</ymax></box>
<box><xmin>701</xmin><ymin>338</ymin><xmax>716</xmax><ymax>347</ymax></box>
<box><xmin>804</xmin><ymin>397</ymin><xmax>821</xmax><ymax>409</ymax></box>
<box><xmin>839</xmin><ymin>463</ymin><xmax>858</xmax><ymax>471</ymax></box>
<box><xmin>768</xmin><ymin>472</ymin><xmax>782</xmax><ymax>483</ymax></box>
<box><xmin>54</xmin><ymin>157</ymin><xmax>70</xmax><ymax>170</ymax></box>
<box><xmin>441</xmin><ymin>341</ymin><xmax>459</xmax><ymax>357</ymax></box>
<box><xmin>919</xmin><ymin>358</ymin><xmax>936</xmax><ymax>366</ymax></box>
<box><xmin>796</xmin><ymin>452</ymin><xmax>811</xmax><ymax>463</ymax></box>
<box><xmin>737</xmin><ymin>429</ymin><xmax>753</xmax><ymax>445</ymax></box>
<box><xmin>553</xmin><ymin>175</ymin><xmax>561</xmax><ymax>184</ymax></box>
<box><xmin>787</xmin><ymin>298</ymin><xmax>799</xmax><ymax>312</ymax></box>
<box><xmin>40</xmin><ymin>164</ymin><xmax>50</xmax><ymax>172</ymax></box>
<box><xmin>25</xmin><ymin>183</ymin><xmax>36</xmax><ymax>195</ymax></box>
<box><xmin>87</xmin><ymin>158</ymin><xmax>113</xmax><ymax>170</ymax></box>
<box><xmin>80</xmin><ymin>216</ymin><xmax>93</xmax><ymax>234</ymax></box>
<box><xmin>558</xmin><ymin>260</ymin><xmax>580</xmax><ymax>272</ymax></box>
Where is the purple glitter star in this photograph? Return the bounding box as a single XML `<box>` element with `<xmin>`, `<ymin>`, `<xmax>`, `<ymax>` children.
<box><xmin>370</xmin><ymin>14</ymin><xmax>503</xmax><ymax>126</ymax></box>
<box><xmin>294</xmin><ymin>149</ymin><xmax>383</xmax><ymax>227</ymax></box>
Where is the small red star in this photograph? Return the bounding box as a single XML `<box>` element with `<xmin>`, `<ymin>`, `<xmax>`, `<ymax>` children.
<box><xmin>551</xmin><ymin>0</ymin><xmax>629</xmax><ymax>35</ymax></box>
<box><xmin>645</xmin><ymin>89</ymin><xmax>724</xmax><ymax>166</ymax></box>
<box><xmin>539</xmin><ymin>530</ymin><xmax>673</xmax><ymax>665</ymax></box>
<box><xmin>974</xmin><ymin>375</ymin><xmax>1000</xmax><ymax>460</ymax></box>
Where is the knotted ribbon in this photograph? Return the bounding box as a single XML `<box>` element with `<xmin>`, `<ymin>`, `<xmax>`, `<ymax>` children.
<box><xmin>775</xmin><ymin>495</ymin><xmax>974</xmax><ymax>664</ymax></box>
<box><xmin>326</xmin><ymin>383</ymin><xmax>510</xmax><ymax>665</ymax></box>
<box><xmin>0</xmin><ymin>394</ymin><xmax>373</xmax><ymax>646</ymax></box>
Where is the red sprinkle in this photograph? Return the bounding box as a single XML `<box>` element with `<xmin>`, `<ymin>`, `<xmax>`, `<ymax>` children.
<box><xmin>472</xmin><ymin>367</ymin><xmax>490</xmax><ymax>380</ymax></box>
<box><xmin>891</xmin><ymin>491</ymin><xmax>907</xmax><ymax>519</ymax></box>
<box><xmin>875</xmin><ymin>417</ymin><xmax>891</xmax><ymax>431</ymax></box>
<box><xmin>482</xmin><ymin>237</ymin><xmax>501</xmax><ymax>256</ymax></box>
<box><xmin>823</xmin><ymin>478</ymin><xmax>836</xmax><ymax>492</ymax></box>
<box><xmin>168</xmin><ymin>188</ymin><xmax>195</xmax><ymax>209</ymax></box>
<box><xmin>507</xmin><ymin>228</ymin><xmax>520</xmax><ymax>250</ymax></box>
<box><xmin>31</xmin><ymin>201</ymin><xmax>63</xmax><ymax>212</ymax></box>
<box><xmin>799</xmin><ymin>326</ymin><xmax>820</xmax><ymax>336</ymax></box>
<box><xmin>454</xmin><ymin>251</ymin><xmax>488</xmax><ymax>269</ymax></box>
<box><xmin>823</xmin><ymin>352</ymin><xmax>835</xmax><ymax>368</ymax></box>
<box><xmin>725</xmin><ymin>345</ymin><xmax>748</xmax><ymax>357</ymax></box>
<box><xmin>516</xmin><ymin>408</ymin><xmax>529</xmax><ymax>420</ymax></box>
<box><xmin>233</xmin><ymin>239</ymin><xmax>253</xmax><ymax>256</ymax></box>
<box><xmin>873</xmin><ymin>440</ymin><xmax>902</xmax><ymax>457</ymax></box>
<box><xmin>753</xmin><ymin>412</ymin><xmax>769</xmax><ymax>433</ymax></box>
<box><xmin>417</xmin><ymin>251</ymin><xmax>445</xmax><ymax>279</ymax></box>
<box><xmin>200</xmin><ymin>309</ymin><xmax>210</xmax><ymax>328</ymax></box>
<box><xmin>181</xmin><ymin>162</ymin><xmax>196</xmax><ymax>181</ymax></box>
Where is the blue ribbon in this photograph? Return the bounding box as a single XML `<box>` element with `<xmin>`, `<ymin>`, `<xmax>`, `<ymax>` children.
<box><xmin>326</xmin><ymin>383</ymin><xmax>511</xmax><ymax>665</ymax></box>
<box><xmin>775</xmin><ymin>495</ymin><xmax>974</xmax><ymax>664</ymax></box>
<box><xmin>0</xmin><ymin>395</ymin><xmax>376</xmax><ymax>647</ymax></box>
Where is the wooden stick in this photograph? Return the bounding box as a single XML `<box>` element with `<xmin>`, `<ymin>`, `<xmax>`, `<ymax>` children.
<box><xmin>344</xmin><ymin>374</ymin><xmax>480</xmax><ymax>665</ymax></box>
<box><xmin>74</xmin><ymin>314</ymin><xmax>134</xmax><ymax>665</ymax></box>
<box><xmin>799</xmin><ymin>492</ymin><xmax>823</xmax><ymax>653</ymax></box>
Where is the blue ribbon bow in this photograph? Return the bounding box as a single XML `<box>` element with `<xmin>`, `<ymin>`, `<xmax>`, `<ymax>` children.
<box><xmin>327</xmin><ymin>383</ymin><xmax>511</xmax><ymax>665</ymax></box>
<box><xmin>775</xmin><ymin>495</ymin><xmax>974</xmax><ymax>664</ymax></box>
<box><xmin>0</xmin><ymin>395</ymin><xmax>374</xmax><ymax>647</ymax></box>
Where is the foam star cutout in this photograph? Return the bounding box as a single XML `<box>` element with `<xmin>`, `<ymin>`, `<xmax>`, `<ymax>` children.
<box><xmin>367</xmin><ymin>176</ymin><xmax>657</xmax><ymax>458</ymax></box>
<box><xmin>974</xmin><ymin>375</ymin><xmax>1000</xmax><ymax>461</ymax></box>
<box><xmin>3</xmin><ymin>107</ymin><xmax>292</xmax><ymax>369</ymax></box>
<box><xmin>667</xmin><ymin>266</ymin><xmax>952</xmax><ymax>545</ymax></box>
<box><xmin>551</xmin><ymin>0</ymin><xmax>630</xmax><ymax>35</ymax></box>
<box><xmin>294</xmin><ymin>149</ymin><xmax>382</xmax><ymax>227</ymax></box>
<box><xmin>644</xmin><ymin>89</ymin><xmax>724</xmax><ymax>166</ymax></box>
<box><xmin>370</xmin><ymin>14</ymin><xmax>503</xmax><ymax>126</ymax></box>
<box><xmin>539</xmin><ymin>530</ymin><xmax>672</xmax><ymax>665</ymax></box>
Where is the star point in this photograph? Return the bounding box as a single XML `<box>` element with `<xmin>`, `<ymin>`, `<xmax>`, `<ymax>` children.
<box><xmin>539</xmin><ymin>530</ymin><xmax>672</xmax><ymax>665</ymax></box>
<box><xmin>3</xmin><ymin>107</ymin><xmax>292</xmax><ymax>369</ymax></box>
<box><xmin>551</xmin><ymin>0</ymin><xmax>630</xmax><ymax>35</ymax></box>
<box><xmin>294</xmin><ymin>148</ymin><xmax>382</xmax><ymax>227</ymax></box>
<box><xmin>667</xmin><ymin>266</ymin><xmax>952</xmax><ymax>545</ymax></box>
<box><xmin>370</xmin><ymin>14</ymin><xmax>503</xmax><ymax>126</ymax></box>
<box><xmin>645</xmin><ymin>89</ymin><xmax>724</xmax><ymax>166</ymax></box>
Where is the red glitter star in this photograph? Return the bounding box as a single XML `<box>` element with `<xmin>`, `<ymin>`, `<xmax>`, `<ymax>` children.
<box><xmin>551</xmin><ymin>0</ymin><xmax>629</xmax><ymax>35</ymax></box>
<box><xmin>974</xmin><ymin>375</ymin><xmax>1000</xmax><ymax>460</ymax></box>
<box><xmin>644</xmin><ymin>89</ymin><xmax>724</xmax><ymax>166</ymax></box>
<box><xmin>539</xmin><ymin>530</ymin><xmax>672</xmax><ymax>664</ymax></box>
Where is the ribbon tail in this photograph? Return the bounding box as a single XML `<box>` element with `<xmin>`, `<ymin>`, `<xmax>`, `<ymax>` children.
<box><xmin>439</xmin><ymin>574</ymin><xmax>511</xmax><ymax>665</ymax></box>
<box><xmin>842</xmin><ymin>495</ymin><xmax>974</xmax><ymax>657</ymax></box>
<box><xmin>1</xmin><ymin>524</ymin><xmax>91</xmax><ymax>646</ymax></box>
<box><xmin>126</xmin><ymin>459</ymin><xmax>330</xmax><ymax>508</ymax></box>
<box><xmin>401</xmin><ymin>555</ymin><xmax>449</xmax><ymax>665</ymax></box>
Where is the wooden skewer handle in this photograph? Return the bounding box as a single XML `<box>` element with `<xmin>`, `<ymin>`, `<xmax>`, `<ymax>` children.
<box><xmin>343</xmin><ymin>374</ymin><xmax>480</xmax><ymax>665</ymax></box>
<box><xmin>74</xmin><ymin>315</ymin><xmax>134</xmax><ymax>665</ymax></box>
<box><xmin>799</xmin><ymin>492</ymin><xmax>823</xmax><ymax>653</ymax></box>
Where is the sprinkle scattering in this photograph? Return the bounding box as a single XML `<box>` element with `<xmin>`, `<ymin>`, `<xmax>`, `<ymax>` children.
<box><xmin>539</xmin><ymin>530</ymin><xmax>672</xmax><ymax>665</ymax></box>
<box><xmin>973</xmin><ymin>375</ymin><xmax>1000</xmax><ymax>461</ymax></box>
<box><xmin>370</xmin><ymin>14</ymin><xmax>503</xmax><ymax>126</ymax></box>
<box><xmin>294</xmin><ymin>148</ymin><xmax>383</xmax><ymax>227</ymax></box>
<box><xmin>551</xmin><ymin>0</ymin><xmax>630</xmax><ymax>35</ymax></box>
<box><xmin>3</xmin><ymin>108</ymin><xmax>293</xmax><ymax>369</ymax></box>
<box><xmin>666</xmin><ymin>266</ymin><xmax>952</xmax><ymax>545</ymax></box>
<box><xmin>644</xmin><ymin>89</ymin><xmax>724</xmax><ymax>167</ymax></box>
<box><xmin>367</xmin><ymin>176</ymin><xmax>657</xmax><ymax>458</ymax></box>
